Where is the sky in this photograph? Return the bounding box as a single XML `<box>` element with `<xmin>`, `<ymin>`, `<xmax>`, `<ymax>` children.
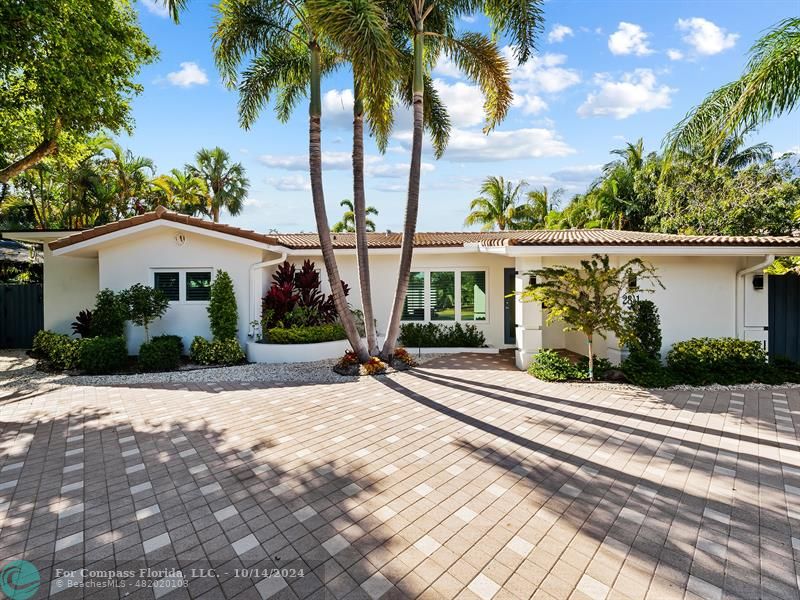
<box><xmin>122</xmin><ymin>0</ymin><xmax>800</xmax><ymax>233</ymax></box>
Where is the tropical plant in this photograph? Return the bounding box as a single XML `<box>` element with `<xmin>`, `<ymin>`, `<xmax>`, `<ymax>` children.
<box><xmin>522</xmin><ymin>254</ymin><xmax>663</xmax><ymax>380</ymax></box>
<box><xmin>208</xmin><ymin>270</ymin><xmax>238</xmax><ymax>340</ymax></box>
<box><xmin>0</xmin><ymin>0</ymin><xmax>157</xmax><ymax>182</ymax></box>
<box><xmin>120</xmin><ymin>283</ymin><xmax>170</xmax><ymax>342</ymax></box>
<box><xmin>516</xmin><ymin>186</ymin><xmax>564</xmax><ymax>229</ymax></box>
<box><xmin>187</xmin><ymin>147</ymin><xmax>249</xmax><ymax>222</ymax></box>
<box><xmin>666</xmin><ymin>17</ymin><xmax>800</xmax><ymax>156</ymax></box>
<box><xmin>151</xmin><ymin>168</ymin><xmax>209</xmax><ymax>216</ymax></box>
<box><xmin>71</xmin><ymin>310</ymin><xmax>94</xmax><ymax>338</ymax></box>
<box><xmin>332</xmin><ymin>199</ymin><xmax>378</xmax><ymax>232</ymax></box>
<box><xmin>464</xmin><ymin>176</ymin><xmax>527</xmax><ymax>231</ymax></box>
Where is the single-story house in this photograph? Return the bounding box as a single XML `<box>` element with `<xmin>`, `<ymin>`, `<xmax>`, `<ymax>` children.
<box><xmin>5</xmin><ymin>206</ymin><xmax>800</xmax><ymax>368</ymax></box>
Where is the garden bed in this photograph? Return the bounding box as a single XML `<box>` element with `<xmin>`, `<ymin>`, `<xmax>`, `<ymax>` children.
<box><xmin>402</xmin><ymin>346</ymin><xmax>499</xmax><ymax>355</ymax></box>
<box><xmin>246</xmin><ymin>339</ymin><xmax>352</xmax><ymax>363</ymax></box>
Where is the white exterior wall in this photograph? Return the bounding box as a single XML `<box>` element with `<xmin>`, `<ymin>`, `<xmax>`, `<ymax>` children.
<box><xmin>43</xmin><ymin>246</ymin><xmax>99</xmax><ymax>335</ymax></box>
<box><xmin>97</xmin><ymin>227</ymin><xmax>263</xmax><ymax>354</ymax></box>
<box><xmin>266</xmin><ymin>251</ymin><xmax>515</xmax><ymax>349</ymax></box>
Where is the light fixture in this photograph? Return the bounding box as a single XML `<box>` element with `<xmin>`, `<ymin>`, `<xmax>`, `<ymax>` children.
<box><xmin>753</xmin><ymin>274</ymin><xmax>764</xmax><ymax>290</ymax></box>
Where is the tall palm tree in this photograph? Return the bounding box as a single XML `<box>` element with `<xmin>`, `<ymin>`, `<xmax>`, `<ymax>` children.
<box><xmin>666</xmin><ymin>17</ymin><xmax>800</xmax><ymax>155</ymax></box>
<box><xmin>464</xmin><ymin>176</ymin><xmax>526</xmax><ymax>231</ymax></box>
<box><xmin>516</xmin><ymin>186</ymin><xmax>564</xmax><ymax>229</ymax></box>
<box><xmin>106</xmin><ymin>143</ymin><xmax>155</xmax><ymax>218</ymax></box>
<box><xmin>332</xmin><ymin>199</ymin><xmax>377</xmax><ymax>233</ymax></box>
<box><xmin>187</xmin><ymin>147</ymin><xmax>248</xmax><ymax>222</ymax></box>
<box><xmin>379</xmin><ymin>0</ymin><xmax>544</xmax><ymax>358</ymax></box>
<box><xmin>151</xmin><ymin>168</ymin><xmax>209</xmax><ymax>216</ymax></box>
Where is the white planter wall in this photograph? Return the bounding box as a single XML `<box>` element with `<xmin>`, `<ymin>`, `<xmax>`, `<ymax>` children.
<box><xmin>247</xmin><ymin>339</ymin><xmax>352</xmax><ymax>363</ymax></box>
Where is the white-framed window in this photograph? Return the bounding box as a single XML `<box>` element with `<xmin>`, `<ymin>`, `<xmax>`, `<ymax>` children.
<box><xmin>402</xmin><ymin>268</ymin><xmax>488</xmax><ymax>323</ymax></box>
<box><xmin>152</xmin><ymin>268</ymin><xmax>213</xmax><ymax>303</ymax></box>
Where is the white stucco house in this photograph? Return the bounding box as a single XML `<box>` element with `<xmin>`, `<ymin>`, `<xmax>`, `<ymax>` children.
<box><xmin>5</xmin><ymin>206</ymin><xmax>800</xmax><ymax>369</ymax></box>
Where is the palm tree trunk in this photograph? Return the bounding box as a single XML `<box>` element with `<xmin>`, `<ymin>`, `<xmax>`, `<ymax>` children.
<box><xmin>212</xmin><ymin>205</ymin><xmax>220</xmax><ymax>223</ymax></box>
<box><xmin>308</xmin><ymin>42</ymin><xmax>370</xmax><ymax>362</ymax></box>
<box><xmin>381</xmin><ymin>20</ymin><xmax>425</xmax><ymax>358</ymax></box>
<box><xmin>352</xmin><ymin>83</ymin><xmax>378</xmax><ymax>355</ymax></box>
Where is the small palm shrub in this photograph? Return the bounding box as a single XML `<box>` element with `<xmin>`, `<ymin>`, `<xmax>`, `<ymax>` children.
<box><xmin>77</xmin><ymin>336</ymin><xmax>128</xmax><ymax>374</ymax></box>
<box><xmin>139</xmin><ymin>335</ymin><xmax>182</xmax><ymax>372</ymax></box>
<box><xmin>190</xmin><ymin>336</ymin><xmax>245</xmax><ymax>366</ymax></box>
<box><xmin>92</xmin><ymin>289</ymin><xmax>129</xmax><ymax>337</ymax></box>
<box><xmin>71</xmin><ymin>309</ymin><xmax>94</xmax><ymax>338</ymax></box>
<box><xmin>208</xmin><ymin>270</ymin><xmax>238</xmax><ymax>340</ymax></box>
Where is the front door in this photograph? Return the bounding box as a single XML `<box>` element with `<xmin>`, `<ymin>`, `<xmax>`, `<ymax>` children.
<box><xmin>503</xmin><ymin>268</ymin><xmax>516</xmax><ymax>345</ymax></box>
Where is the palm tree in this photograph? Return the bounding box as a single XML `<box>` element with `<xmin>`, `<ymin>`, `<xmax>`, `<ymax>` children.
<box><xmin>464</xmin><ymin>176</ymin><xmax>526</xmax><ymax>231</ymax></box>
<box><xmin>666</xmin><ymin>17</ymin><xmax>800</xmax><ymax>154</ymax></box>
<box><xmin>151</xmin><ymin>168</ymin><xmax>209</xmax><ymax>216</ymax></box>
<box><xmin>332</xmin><ymin>199</ymin><xmax>377</xmax><ymax>233</ymax></box>
<box><xmin>187</xmin><ymin>147</ymin><xmax>248</xmax><ymax>222</ymax></box>
<box><xmin>106</xmin><ymin>143</ymin><xmax>156</xmax><ymax>218</ymax></box>
<box><xmin>379</xmin><ymin>0</ymin><xmax>543</xmax><ymax>358</ymax></box>
<box><xmin>516</xmin><ymin>186</ymin><xmax>564</xmax><ymax>229</ymax></box>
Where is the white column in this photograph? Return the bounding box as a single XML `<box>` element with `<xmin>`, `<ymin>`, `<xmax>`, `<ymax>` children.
<box><xmin>514</xmin><ymin>257</ymin><xmax>543</xmax><ymax>369</ymax></box>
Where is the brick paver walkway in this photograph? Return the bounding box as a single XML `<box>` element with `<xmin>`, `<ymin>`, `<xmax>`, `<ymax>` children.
<box><xmin>0</xmin><ymin>354</ymin><xmax>798</xmax><ymax>600</ymax></box>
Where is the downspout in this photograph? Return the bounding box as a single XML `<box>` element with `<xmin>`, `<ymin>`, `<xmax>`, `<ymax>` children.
<box><xmin>249</xmin><ymin>252</ymin><xmax>287</xmax><ymax>338</ymax></box>
<box><xmin>735</xmin><ymin>254</ymin><xmax>774</xmax><ymax>339</ymax></box>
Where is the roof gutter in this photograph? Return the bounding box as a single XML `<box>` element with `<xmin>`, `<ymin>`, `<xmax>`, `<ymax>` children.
<box><xmin>735</xmin><ymin>254</ymin><xmax>774</xmax><ymax>340</ymax></box>
<box><xmin>249</xmin><ymin>252</ymin><xmax>287</xmax><ymax>338</ymax></box>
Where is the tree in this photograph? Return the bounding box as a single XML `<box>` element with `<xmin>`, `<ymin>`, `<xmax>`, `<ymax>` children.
<box><xmin>188</xmin><ymin>147</ymin><xmax>249</xmax><ymax>222</ymax></box>
<box><xmin>521</xmin><ymin>254</ymin><xmax>663</xmax><ymax>380</ymax></box>
<box><xmin>332</xmin><ymin>199</ymin><xmax>377</xmax><ymax>233</ymax></box>
<box><xmin>666</xmin><ymin>17</ymin><xmax>800</xmax><ymax>156</ymax></box>
<box><xmin>208</xmin><ymin>270</ymin><xmax>238</xmax><ymax>340</ymax></box>
<box><xmin>464</xmin><ymin>176</ymin><xmax>526</xmax><ymax>231</ymax></box>
<box><xmin>517</xmin><ymin>186</ymin><xmax>563</xmax><ymax>229</ymax></box>
<box><xmin>120</xmin><ymin>284</ymin><xmax>170</xmax><ymax>342</ymax></box>
<box><xmin>151</xmin><ymin>168</ymin><xmax>209</xmax><ymax>216</ymax></box>
<box><xmin>0</xmin><ymin>0</ymin><xmax>157</xmax><ymax>182</ymax></box>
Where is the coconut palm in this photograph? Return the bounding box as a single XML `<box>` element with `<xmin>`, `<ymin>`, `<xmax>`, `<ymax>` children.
<box><xmin>332</xmin><ymin>199</ymin><xmax>378</xmax><ymax>233</ymax></box>
<box><xmin>379</xmin><ymin>0</ymin><xmax>544</xmax><ymax>358</ymax></box>
<box><xmin>464</xmin><ymin>176</ymin><xmax>526</xmax><ymax>231</ymax></box>
<box><xmin>666</xmin><ymin>17</ymin><xmax>800</xmax><ymax>154</ymax></box>
<box><xmin>151</xmin><ymin>168</ymin><xmax>209</xmax><ymax>216</ymax></box>
<box><xmin>187</xmin><ymin>147</ymin><xmax>248</xmax><ymax>223</ymax></box>
<box><xmin>516</xmin><ymin>186</ymin><xmax>564</xmax><ymax>229</ymax></box>
<box><xmin>106</xmin><ymin>143</ymin><xmax>156</xmax><ymax>218</ymax></box>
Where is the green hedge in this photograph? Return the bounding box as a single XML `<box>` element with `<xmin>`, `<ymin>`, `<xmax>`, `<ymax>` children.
<box><xmin>399</xmin><ymin>323</ymin><xmax>486</xmax><ymax>347</ymax></box>
<box><xmin>527</xmin><ymin>349</ymin><xmax>614</xmax><ymax>382</ymax></box>
<box><xmin>265</xmin><ymin>323</ymin><xmax>346</xmax><ymax>344</ymax></box>
<box><xmin>666</xmin><ymin>337</ymin><xmax>767</xmax><ymax>385</ymax></box>
<box><xmin>139</xmin><ymin>335</ymin><xmax>182</xmax><ymax>372</ymax></box>
<box><xmin>33</xmin><ymin>330</ymin><xmax>82</xmax><ymax>370</ymax></box>
<box><xmin>190</xmin><ymin>336</ymin><xmax>245</xmax><ymax>366</ymax></box>
<box><xmin>77</xmin><ymin>336</ymin><xmax>128</xmax><ymax>374</ymax></box>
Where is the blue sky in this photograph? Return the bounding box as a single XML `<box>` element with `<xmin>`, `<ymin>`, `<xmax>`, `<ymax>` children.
<box><xmin>123</xmin><ymin>0</ymin><xmax>800</xmax><ymax>232</ymax></box>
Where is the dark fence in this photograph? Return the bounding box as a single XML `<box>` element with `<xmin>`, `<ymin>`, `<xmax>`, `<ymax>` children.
<box><xmin>0</xmin><ymin>283</ymin><xmax>44</xmax><ymax>348</ymax></box>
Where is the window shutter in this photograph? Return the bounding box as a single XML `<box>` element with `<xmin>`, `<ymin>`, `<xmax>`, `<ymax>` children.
<box><xmin>154</xmin><ymin>272</ymin><xmax>179</xmax><ymax>301</ymax></box>
<box><xmin>402</xmin><ymin>272</ymin><xmax>425</xmax><ymax>321</ymax></box>
<box><xmin>186</xmin><ymin>272</ymin><xmax>212</xmax><ymax>301</ymax></box>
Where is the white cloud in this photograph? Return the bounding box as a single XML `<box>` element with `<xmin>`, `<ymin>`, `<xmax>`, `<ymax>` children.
<box><xmin>548</xmin><ymin>24</ymin><xmax>574</xmax><ymax>44</ymax></box>
<box><xmin>394</xmin><ymin>127</ymin><xmax>574</xmax><ymax>161</ymax></box>
<box><xmin>513</xmin><ymin>93</ymin><xmax>548</xmax><ymax>115</ymax></box>
<box><xmin>368</xmin><ymin>162</ymin><xmax>434</xmax><ymax>178</ymax></box>
<box><xmin>502</xmin><ymin>48</ymin><xmax>581</xmax><ymax>94</ymax></box>
<box><xmin>578</xmin><ymin>69</ymin><xmax>674</xmax><ymax>119</ymax></box>
<box><xmin>140</xmin><ymin>0</ymin><xmax>169</xmax><ymax>17</ymax></box>
<box><xmin>433</xmin><ymin>56</ymin><xmax>463</xmax><ymax>79</ymax></box>
<box><xmin>666</xmin><ymin>48</ymin><xmax>684</xmax><ymax>61</ymax></box>
<box><xmin>677</xmin><ymin>18</ymin><xmax>738</xmax><ymax>55</ymax></box>
<box><xmin>432</xmin><ymin>79</ymin><xmax>485</xmax><ymax>127</ymax></box>
<box><xmin>259</xmin><ymin>152</ymin><xmax>428</xmax><ymax>179</ymax></box>
<box><xmin>270</xmin><ymin>175</ymin><xmax>310</xmax><ymax>192</ymax></box>
<box><xmin>166</xmin><ymin>62</ymin><xmax>209</xmax><ymax>87</ymax></box>
<box><xmin>549</xmin><ymin>164</ymin><xmax>603</xmax><ymax>183</ymax></box>
<box><xmin>322</xmin><ymin>89</ymin><xmax>354</xmax><ymax>128</ymax></box>
<box><xmin>608</xmin><ymin>22</ymin><xmax>653</xmax><ymax>56</ymax></box>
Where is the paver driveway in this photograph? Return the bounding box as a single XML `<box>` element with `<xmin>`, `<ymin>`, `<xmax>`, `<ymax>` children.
<box><xmin>0</xmin><ymin>353</ymin><xmax>799</xmax><ymax>600</ymax></box>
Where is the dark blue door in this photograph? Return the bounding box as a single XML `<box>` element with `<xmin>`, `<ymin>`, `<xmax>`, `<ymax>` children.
<box><xmin>769</xmin><ymin>273</ymin><xmax>800</xmax><ymax>361</ymax></box>
<box><xmin>503</xmin><ymin>268</ymin><xmax>516</xmax><ymax>345</ymax></box>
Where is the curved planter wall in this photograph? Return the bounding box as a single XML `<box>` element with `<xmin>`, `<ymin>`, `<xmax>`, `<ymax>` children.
<box><xmin>247</xmin><ymin>339</ymin><xmax>352</xmax><ymax>364</ymax></box>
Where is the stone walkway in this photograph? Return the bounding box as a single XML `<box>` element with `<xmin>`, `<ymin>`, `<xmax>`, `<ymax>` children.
<box><xmin>0</xmin><ymin>355</ymin><xmax>798</xmax><ymax>599</ymax></box>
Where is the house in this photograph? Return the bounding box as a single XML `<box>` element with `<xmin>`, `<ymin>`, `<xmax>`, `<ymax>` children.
<box><xmin>5</xmin><ymin>206</ymin><xmax>800</xmax><ymax>367</ymax></box>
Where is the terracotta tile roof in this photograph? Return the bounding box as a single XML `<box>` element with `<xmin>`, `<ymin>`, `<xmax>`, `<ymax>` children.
<box><xmin>48</xmin><ymin>207</ymin><xmax>800</xmax><ymax>251</ymax></box>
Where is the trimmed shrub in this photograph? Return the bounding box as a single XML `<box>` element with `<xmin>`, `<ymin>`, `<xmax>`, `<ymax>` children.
<box><xmin>208</xmin><ymin>270</ymin><xmax>238</xmax><ymax>340</ymax></box>
<box><xmin>625</xmin><ymin>299</ymin><xmax>662</xmax><ymax>358</ymax></box>
<box><xmin>265</xmin><ymin>324</ymin><xmax>346</xmax><ymax>344</ymax></box>
<box><xmin>621</xmin><ymin>352</ymin><xmax>674</xmax><ymax>388</ymax></box>
<box><xmin>77</xmin><ymin>336</ymin><xmax>127</xmax><ymax>374</ymax></box>
<box><xmin>139</xmin><ymin>336</ymin><xmax>182</xmax><ymax>372</ymax></box>
<box><xmin>92</xmin><ymin>289</ymin><xmax>129</xmax><ymax>338</ymax></box>
<box><xmin>32</xmin><ymin>330</ymin><xmax>82</xmax><ymax>370</ymax></box>
<box><xmin>527</xmin><ymin>350</ymin><xmax>577</xmax><ymax>382</ymax></box>
<box><xmin>767</xmin><ymin>356</ymin><xmax>800</xmax><ymax>384</ymax></box>
<box><xmin>399</xmin><ymin>323</ymin><xmax>486</xmax><ymax>347</ymax></box>
<box><xmin>33</xmin><ymin>330</ymin><xmax>61</xmax><ymax>356</ymax></box>
<box><xmin>666</xmin><ymin>337</ymin><xmax>767</xmax><ymax>385</ymax></box>
<box><xmin>190</xmin><ymin>336</ymin><xmax>245</xmax><ymax>366</ymax></box>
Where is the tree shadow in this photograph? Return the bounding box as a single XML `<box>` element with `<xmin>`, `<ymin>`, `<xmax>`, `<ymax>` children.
<box><xmin>0</xmin><ymin>397</ymin><xmax>398</xmax><ymax>599</ymax></box>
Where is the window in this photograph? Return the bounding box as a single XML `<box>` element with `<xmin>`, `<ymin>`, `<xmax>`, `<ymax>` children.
<box><xmin>461</xmin><ymin>271</ymin><xmax>487</xmax><ymax>321</ymax></box>
<box><xmin>430</xmin><ymin>271</ymin><xmax>455</xmax><ymax>321</ymax></box>
<box><xmin>154</xmin><ymin>272</ymin><xmax>179</xmax><ymax>301</ymax></box>
<box><xmin>186</xmin><ymin>272</ymin><xmax>211</xmax><ymax>301</ymax></box>
<box><xmin>401</xmin><ymin>268</ymin><xmax>488</xmax><ymax>322</ymax></box>
<box><xmin>402</xmin><ymin>271</ymin><xmax>425</xmax><ymax>321</ymax></box>
<box><xmin>152</xmin><ymin>269</ymin><xmax>212</xmax><ymax>303</ymax></box>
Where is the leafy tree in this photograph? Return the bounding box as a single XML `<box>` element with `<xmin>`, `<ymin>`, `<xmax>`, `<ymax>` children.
<box><xmin>120</xmin><ymin>284</ymin><xmax>170</xmax><ymax>342</ymax></box>
<box><xmin>188</xmin><ymin>147</ymin><xmax>249</xmax><ymax>223</ymax></box>
<box><xmin>332</xmin><ymin>199</ymin><xmax>378</xmax><ymax>232</ymax></box>
<box><xmin>208</xmin><ymin>270</ymin><xmax>238</xmax><ymax>340</ymax></box>
<box><xmin>464</xmin><ymin>176</ymin><xmax>526</xmax><ymax>231</ymax></box>
<box><xmin>522</xmin><ymin>254</ymin><xmax>663</xmax><ymax>380</ymax></box>
<box><xmin>0</xmin><ymin>0</ymin><xmax>157</xmax><ymax>182</ymax></box>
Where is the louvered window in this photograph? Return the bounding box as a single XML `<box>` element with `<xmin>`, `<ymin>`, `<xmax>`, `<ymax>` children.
<box><xmin>186</xmin><ymin>272</ymin><xmax>211</xmax><ymax>301</ymax></box>
<box><xmin>154</xmin><ymin>272</ymin><xmax>179</xmax><ymax>301</ymax></box>
<box><xmin>401</xmin><ymin>271</ymin><xmax>425</xmax><ymax>321</ymax></box>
